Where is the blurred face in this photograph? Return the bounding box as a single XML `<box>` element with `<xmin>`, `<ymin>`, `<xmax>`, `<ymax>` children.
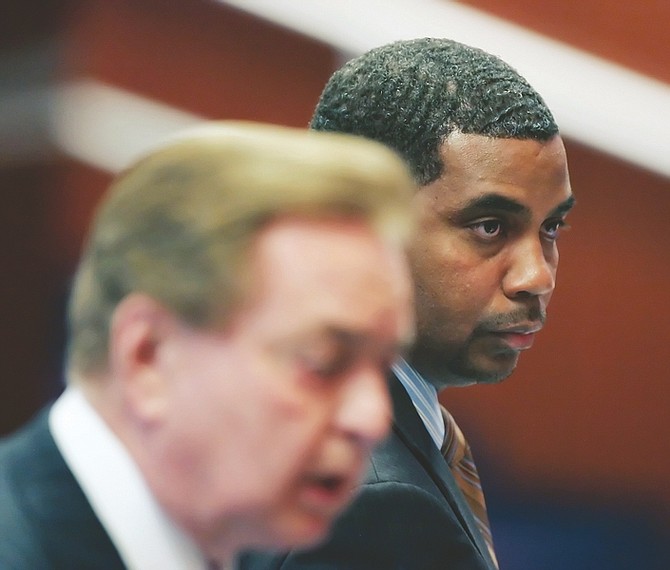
<box><xmin>409</xmin><ymin>132</ymin><xmax>574</xmax><ymax>388</ymax></box>
<box><xmin>149</xmin><ymin>217</ymin><xmax>413</xmax><ymax>558</ymax></box>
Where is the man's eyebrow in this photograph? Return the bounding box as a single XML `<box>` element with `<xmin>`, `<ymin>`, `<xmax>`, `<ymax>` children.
<box><xmin>325</xmin><ymin>326</ymin><xmax>415</xmax><ymax>358</ymax></box>
<box><xmin>456</xmin><ymin>194</ymin><xmax>529</xmax><ymax>221</ymax></box>
<box><xmin>550</xmin><ymin>194</ymin><xmax>576</xmax><ymax>217</ymax></box>
<box><xmin>455</xmin><ymin>193</ymin><xmax>576</xmax><ymax>222</ymax></box>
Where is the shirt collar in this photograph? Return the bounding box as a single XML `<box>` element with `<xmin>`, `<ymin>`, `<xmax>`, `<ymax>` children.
<box><xmin>392</xmin><ymin>357</ymin><xmax>445</xmax><ymax>449</ymax></box>
<box><xmin>49</xmin><ymin>385</ymin><xmax>208</xmax><ymax>570</ymax></box>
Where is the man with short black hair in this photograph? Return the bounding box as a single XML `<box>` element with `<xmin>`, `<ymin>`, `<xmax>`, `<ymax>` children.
<box><xmin>240</xmin><ymin>37</ymin><xmax>575</xmax><ymax>570</ymax></box>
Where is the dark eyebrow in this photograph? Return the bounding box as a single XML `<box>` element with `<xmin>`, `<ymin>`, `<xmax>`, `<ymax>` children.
<box><xmin>454</xmin><ymin>194</ymin><xmax>530</xmax><ymax>223</ymax></box>
<box><xmin>550</xmin><ymin>195</ymin><xmax>576</xmax><ymax>218</ymax></box>
<box><xmin>455</xmin><ymin>193</ymin><xmax>576</xmax><ymax>223</ymax></box>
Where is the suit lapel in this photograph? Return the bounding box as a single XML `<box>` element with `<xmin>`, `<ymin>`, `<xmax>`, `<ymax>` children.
<box><xmin>23</xmin><ymin>409</ymin><xmax>127</xmax><ymax>569</ymax></box>
<box><xmin>389</xmin><ymin>375</ymin><xmax>496</xmax><ymax>568</ymax></box>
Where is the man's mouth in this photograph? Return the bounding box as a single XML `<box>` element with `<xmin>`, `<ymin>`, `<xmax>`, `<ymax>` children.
<box><xmin>488</xmin><ymin>323</ymin><xmax>543</xmax><ymax>351</ymax></box>
<box><xmin>297</xmin><ymin>471</ymin><xmax>357</xmax><ymax>516</ymax></box>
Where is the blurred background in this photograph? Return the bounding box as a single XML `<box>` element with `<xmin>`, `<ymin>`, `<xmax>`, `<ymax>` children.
<box><xmin>1</xmin><ymin>1</ymin><xmax>668</xmax><ymax>568</ymax></box>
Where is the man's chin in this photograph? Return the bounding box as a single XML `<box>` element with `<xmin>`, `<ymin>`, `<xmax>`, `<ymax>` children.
<box><xmin>409</xmin><ymin>343</ymin><xmax>520</xmax><ymax>388</ymax></box>
<box><xmin>258</xmin><ymin>512</ymin><xmax>334</xmax><ymax>554</ymax></box>
<box><xmin>469</xmin><ymin>352</ymin><xmax>519</xmax><ymax>384</ymax></box>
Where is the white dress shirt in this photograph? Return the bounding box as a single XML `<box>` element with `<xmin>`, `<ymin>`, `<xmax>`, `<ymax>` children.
<box><xmin>49</xmin><ymin>386</ymin><xmax>209</xmax><ymax>570</ymax></box>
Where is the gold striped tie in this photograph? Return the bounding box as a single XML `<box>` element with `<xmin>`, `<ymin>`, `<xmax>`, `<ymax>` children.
<box><xmin>440</xmin><ymin>406</ymin><xmax>499</xmax><ymax>568</ymax></box>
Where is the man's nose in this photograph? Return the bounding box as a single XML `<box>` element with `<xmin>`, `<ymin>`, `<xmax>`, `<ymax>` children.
<box><xmin>333</xmin><ymin>363</ymin><xmax>392</xmax><ymax>447</ymax></box>
<box><xmin>502</xmin><ymin>239</ymin><xmax>556</xmax><ymax>299</ymax></box>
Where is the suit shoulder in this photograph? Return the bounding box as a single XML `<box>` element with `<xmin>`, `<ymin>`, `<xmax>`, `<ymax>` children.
<box><xmin>239</xmin><ymin>482</ymin><xmax>485</xmax><ymax>570</ymax></box>
<box><xmin>365</xmin><ymin>427</ymin><xmax>441</xmax><ymax>494</ymax></box>
<box><xmin>0</xmin><ymin>414</ymin><xmax>54</xmax><ymax>567</ymax></box>
<box><xmin>0</xmin><ymin>410</ymin><xmax>127</xmax><ymax>569</ymax></box>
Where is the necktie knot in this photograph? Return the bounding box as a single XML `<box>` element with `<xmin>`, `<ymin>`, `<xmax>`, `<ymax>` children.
<box><xmin>440</xmin><ymin>406</ymin><xmax>468</xmax><ymax>467</ymax></box>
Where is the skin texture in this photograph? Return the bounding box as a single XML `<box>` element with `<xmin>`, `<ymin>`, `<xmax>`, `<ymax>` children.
<box><xmin>95</xmin><ymin>216</ymin><xmax>414</xmax><ymax>563</ymax></box>
<box><xmin>408</xmin><ymin>132</ymin><xmax>575</xmax><ymax>388</ymax></box>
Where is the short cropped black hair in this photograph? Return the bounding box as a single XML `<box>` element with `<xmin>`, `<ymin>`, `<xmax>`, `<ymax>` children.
<box><xmin>310</xmin><ymin>38</ymin><xmax>559</xmax><ymax>185</ymax></box>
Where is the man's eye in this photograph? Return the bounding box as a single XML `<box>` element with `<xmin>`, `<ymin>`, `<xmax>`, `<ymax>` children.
<box><xmin>297</xmin><ymin>346</ymin><xmax>350</xmax><ymax>379</ymax></box>
<box><xmin>470</xmin><ymin>219</ymin><xmax>503</xmax><ymax>239</ymax></box>
<box><xmin>301</xmin><ymin>356</ymin><xmax>343</xmax><ymax>378</ymax></box>
<box><xmin>542</xmin><ymin>219</ymin><xmax>568</xmax><ymax>240</ymax></box>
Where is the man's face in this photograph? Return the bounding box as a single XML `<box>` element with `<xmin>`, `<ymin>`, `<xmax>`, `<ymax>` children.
<box><xmin>409</xmin><ymin>132</ymin><xmax>574</xmax><ymax>388</ymax></box>
<box><xmin>151</xmin><ymin>217</ymin><xmax>413</xmax><ymax>556</ymax></box>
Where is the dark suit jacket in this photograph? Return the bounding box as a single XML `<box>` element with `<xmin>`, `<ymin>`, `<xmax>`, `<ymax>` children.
<box><xmin>238</xmin><ymin>375</ymin><xmax>497</xmax><ymax>570</ymax></box>
<box><xmin>0</xmin><ymin>407</ymin><xmax>126</xmax><ymax>569</ymax></box>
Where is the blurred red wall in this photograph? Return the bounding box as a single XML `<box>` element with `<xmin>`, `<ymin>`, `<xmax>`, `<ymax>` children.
<box><xmin>2</xmin><ymin>0</ymin><xmax>669</xmax><ymax>532</ymax></box>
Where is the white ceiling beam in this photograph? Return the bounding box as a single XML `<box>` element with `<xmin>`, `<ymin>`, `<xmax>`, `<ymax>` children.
<box><xmin>50</xmin><ymin>80</ymin><xmax>206</xmax><ymax>172</ymax></box>
<box><xmin>218</xmin><ymin>0</ymin><xmax>670</xmax><ymax>179</ymax></box>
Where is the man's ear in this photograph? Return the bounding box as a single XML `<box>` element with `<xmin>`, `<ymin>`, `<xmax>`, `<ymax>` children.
<box><xmin>108</xmin><ymin>293</ymin><xmax>175</xmax><ymax>425</ymax></box>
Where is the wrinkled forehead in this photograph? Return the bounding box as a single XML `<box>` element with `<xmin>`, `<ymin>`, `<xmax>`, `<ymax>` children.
<box><xmin>243</xmin><ymin>215</ymin><xmax>414</xmax><ymax>340</ymax></box>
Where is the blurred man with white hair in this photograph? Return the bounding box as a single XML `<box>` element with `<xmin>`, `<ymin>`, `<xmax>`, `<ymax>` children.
<box><xmin>0</xmin><ymin>121</ymin><xmax>416</xmax><ymax>569</ymax></box>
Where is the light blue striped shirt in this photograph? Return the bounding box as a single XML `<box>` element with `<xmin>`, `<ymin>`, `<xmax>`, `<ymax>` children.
<box><xmin>392</xmin><ymin>357</ymin><xmax>445</xmax><ymax>449</ymax></box>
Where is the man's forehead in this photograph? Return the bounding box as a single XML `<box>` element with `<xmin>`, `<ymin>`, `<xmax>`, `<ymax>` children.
<box><xmin>440</xmin><ymin>131</ymin><xmax>567</xmax><ymax>169</ymax></box>
<box><xmin>428</xmin><ymin>135</ymin><xmax>571</xmax><ymax>204</ymax></box>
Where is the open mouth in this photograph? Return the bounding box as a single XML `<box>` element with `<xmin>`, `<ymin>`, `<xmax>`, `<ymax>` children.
<box><xmin>305</xmin><ymin>472</ymin><xmax>349</xmax><ymax>496</ymax></box>
<box><xmin>298</xmin><ymin>472</ymin><xmax>353</xmax><ymax>515</ymax></box>
<box><xmin>311</xmin><ymin>474</ymin><xmax>345</xmax><ymax>492</ymax></box>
